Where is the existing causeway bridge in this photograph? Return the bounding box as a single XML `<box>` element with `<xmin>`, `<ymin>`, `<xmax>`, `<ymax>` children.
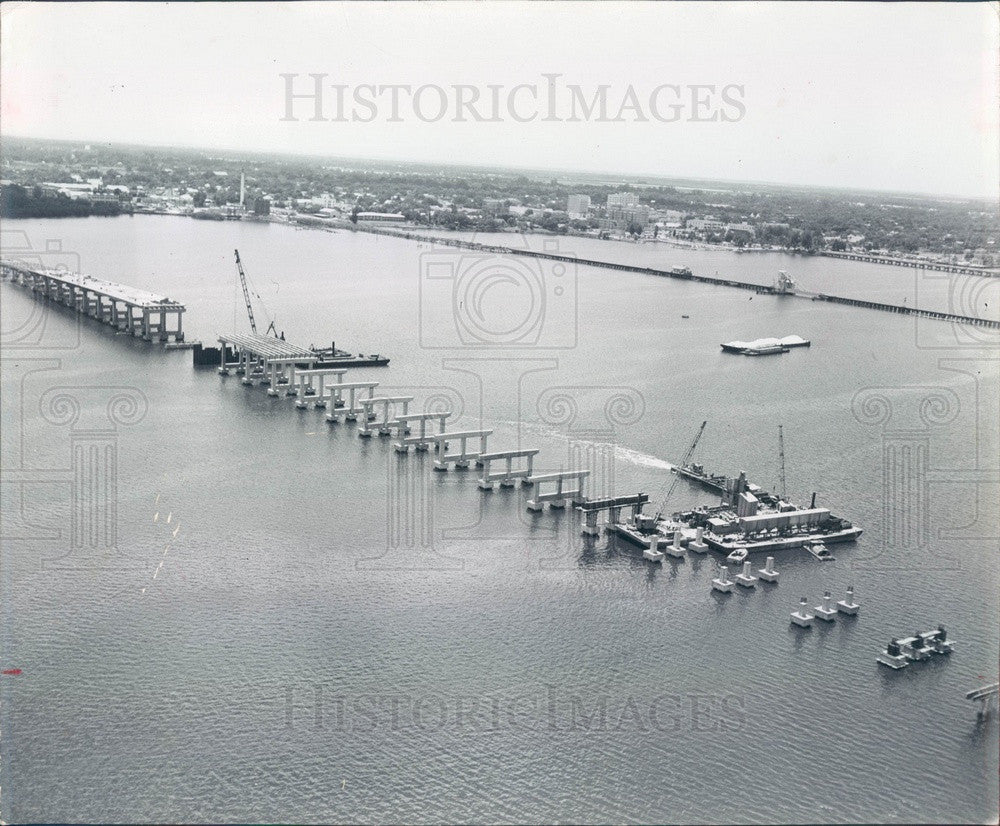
<box><xmin>356</xmin><ymin>226</ymin><xmax>1000</xmax><ymax>331</ymax></box>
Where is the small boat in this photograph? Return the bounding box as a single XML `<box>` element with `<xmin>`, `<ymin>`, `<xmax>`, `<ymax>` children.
<box><xmin>681</xmin><ymin>314</ymin><xmax>690</xmax><ymax>319</ymax></box>
<box><xmin>878</xmin><ymin>639</ymin><xmax>909</xmax><ymax>669</ymax></box>
<box><xmin>726</xmin><ymin>547</ymin><xmax>748</xmax><ymax>565</ymax></box>
<box><xmin>807</xmin><ymin>541</ymin><xmax>835</xmax><ymax>561</ymax></box>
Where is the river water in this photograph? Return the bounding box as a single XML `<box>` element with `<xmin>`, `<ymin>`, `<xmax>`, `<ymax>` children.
<box><xmin>1</xmin><ymin>216</ymin><xmax>997</xmax><ymax>824</ymax></box>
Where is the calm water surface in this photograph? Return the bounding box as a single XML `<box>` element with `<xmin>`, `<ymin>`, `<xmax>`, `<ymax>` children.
<box><xmin>1</xmin><ymin>216</ymin><xmax>997</xmax><ymax>824</ymax></box>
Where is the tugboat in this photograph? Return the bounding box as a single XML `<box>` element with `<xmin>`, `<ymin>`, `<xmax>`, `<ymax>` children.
<box><xmin>673</xmin><ymin>462</ymin><xmax>729</xmax><ymax>494</ymax></box>
<box><xmin>807</xmin><ymin>540</ymin><xmax>835</xmax><ymax>561</ymax></box>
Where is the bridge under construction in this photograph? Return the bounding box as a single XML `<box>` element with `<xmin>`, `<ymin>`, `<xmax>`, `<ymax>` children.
<box><xmin>1</xmin><ymin>259</ymin><xmax>188</xmax><ymax>343</ymax></box>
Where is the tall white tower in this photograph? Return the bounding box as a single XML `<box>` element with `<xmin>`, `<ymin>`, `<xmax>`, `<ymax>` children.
<box><xmin>239</xmin><ymin>171</ymin><xmax>246</xmax><ymax>208</ymax></box>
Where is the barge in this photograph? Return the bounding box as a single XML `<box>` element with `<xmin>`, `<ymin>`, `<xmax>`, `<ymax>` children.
<box><xmin>721</xmin><ymin>335</ymin><xmax>810</xmax><ymax>354</ymax></box>
<box><xmin>878</xmin><ymin>627</ymin><xmax>954</xmax><ymax>669</ymax></box>
<box><xmin>613</xmin><ymin>470</ymin><xmax>861</xmax><ymax>554</ymax></box>
<box><xmin>304</xmin><ymin>344</ymin><xmax>389</xmax><ymax>369</ymax></box>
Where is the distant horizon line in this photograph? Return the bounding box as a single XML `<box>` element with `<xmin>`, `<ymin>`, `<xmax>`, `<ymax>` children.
<box><xmin>5</xmin><ymin>132</ymin><xmax>998</xmax><ymax>204</ymax></box>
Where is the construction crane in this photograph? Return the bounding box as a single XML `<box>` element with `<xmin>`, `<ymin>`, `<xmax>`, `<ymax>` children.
<box><xmin>777</xmin><ymin>424</ymin><xmax>787</xmax><ymax>500</ymax></box>
<box><xmin>234</xmin><ymin>249</ymin><xmax>277</xmax><ymax>337</ymax></box>
<box><xmin>654</xmin><ymin>420</ymin><xmax>708</xmax><ymax>520</ymax></box>
<box><xmin>234</xmin><ymin>249</ymin><xmax>257</xmax><ymax>334</ymax></box>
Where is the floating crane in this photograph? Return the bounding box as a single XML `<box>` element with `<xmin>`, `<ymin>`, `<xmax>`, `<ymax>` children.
<box><xmin>777</xmin><ymin>424</ymin><xmax>787</xmax><ymax>500</ymax></box>
<box><xmin>234</xmin><ymin>249</ymin><xmax>277</xmax><ymax>337</ymax></box>
<box><xmin>654</xmin><ymin>421</ymin><xmax>707</xmax><ymax>520</ymax></box>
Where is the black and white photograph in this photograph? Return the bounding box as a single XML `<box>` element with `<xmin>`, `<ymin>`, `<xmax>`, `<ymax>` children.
<box><xmin>0</xmin><ymin>1</ymin><xmax>998</xmax><ymax>823</ymax></box>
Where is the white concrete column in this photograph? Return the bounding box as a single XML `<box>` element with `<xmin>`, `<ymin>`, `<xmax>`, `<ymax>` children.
<box><xmin>478</xmin><ymin>459</ymin><xmax>493</xmax><ymax>489</ymax></box>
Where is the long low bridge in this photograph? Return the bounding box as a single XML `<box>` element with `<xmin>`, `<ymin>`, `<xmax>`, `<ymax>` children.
<box><xmin>819</xmin><ymin>250</ymin><xmax>999</xmax><ymax>277</ymax></box>
<box><xmin>1</xmin><ymin>259</ymin><xmax>187</xmax><ymax>342</ymax></box>
<box><xmin>353</xmin><ymin>226</ymin><xmax>1000</xmax><ymax>330</ymax></box>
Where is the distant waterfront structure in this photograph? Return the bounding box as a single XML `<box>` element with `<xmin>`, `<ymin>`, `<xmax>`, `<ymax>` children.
<box><xmin>567</xmin><ymin>194</ymin><xmax>591</xmax><ymax>219</ymax></box>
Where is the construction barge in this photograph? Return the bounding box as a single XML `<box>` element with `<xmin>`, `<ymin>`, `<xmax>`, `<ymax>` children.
<box><xmin>614</xmin><ymin>469</ymin><xmax>861</xmax><ymax>554</ymax></box>
<box><xmin>194</xmin><ymin>250</ymin><xmax>389</xmax><ymax>368</ymax></box>
<box><xmin>192</xmin><ymin>341</ymin><xmax>388</xmax><ymax>369</ymax></box>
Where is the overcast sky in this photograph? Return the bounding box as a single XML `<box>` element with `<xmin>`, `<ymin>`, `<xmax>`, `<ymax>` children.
<box><xmin>2</xmin><ymin>1</ymin><xmax>997</xmax><ymax>198</ymax></box>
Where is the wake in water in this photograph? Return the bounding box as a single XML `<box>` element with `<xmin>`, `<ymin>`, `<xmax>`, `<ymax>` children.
<box><xmin>490</xmin><ymin>418</ymin><xmax>675</xmax><ymax>473</ymax></box>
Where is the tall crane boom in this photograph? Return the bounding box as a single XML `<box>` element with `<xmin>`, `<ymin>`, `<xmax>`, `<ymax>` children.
<box><xmin>654</xmin><ymin>420</ymin><xmax>708</xmax><ymax>519</ymax></box>
<box><xmin>777</xmin><ymin>424</ymin><xmax>787</xmax><ymax>500</ymax></box>
<box><xmin>234</xmin><ymin>249</ymin><xmax>257</xmax><ymax>334</ymax></box>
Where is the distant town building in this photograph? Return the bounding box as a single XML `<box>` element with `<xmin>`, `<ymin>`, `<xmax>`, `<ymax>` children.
<box><xmin>483</xmin><ymin>198</ymin><xmax>505</xmax><ymax>215</ymax></box>
<box><xmin>687</xmin><ymin>218</ymin><xmax>725</xmax><ymax>233</ymax></box>
<box><xmin>725</xmin><ymin>222</ymin><xmax>756</xmax><ymax>237</ymax></box>
<box><xmin>607</xmin><ymin>192</ymin><xmax>639</xmax><ymax>209</ymax></box>
<box><xmin>566</xmin><ymin>194</ymin><xmax>591</xmax><ymax>219</ymax></box>
<box><xmin>602</xmin><ymin>204</ymin><xmax>650</xmax><ymax>232</ymax></box>
<box><xmin>356</xmin><ymin>211</ymin><xmax>406</xmax><ymax>223</ymax></box>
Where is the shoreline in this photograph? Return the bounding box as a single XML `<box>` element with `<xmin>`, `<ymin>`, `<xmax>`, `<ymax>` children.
<box><xmin>4</xmin><ymin>209</ymin><xmax>998</xmax><ymax>277</ymax></box>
